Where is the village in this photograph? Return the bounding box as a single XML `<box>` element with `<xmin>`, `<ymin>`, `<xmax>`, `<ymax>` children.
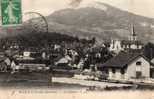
<box><xmin>0</xmin><ymin>24</ymin><xmax>154</xmax><ymax>90</ymax></box>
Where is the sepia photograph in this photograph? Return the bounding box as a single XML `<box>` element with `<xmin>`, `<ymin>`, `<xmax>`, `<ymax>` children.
<box><xmin>0</xmin><ymin>0</ymin><xmax>154</xmax><ymax>98</ymax></box>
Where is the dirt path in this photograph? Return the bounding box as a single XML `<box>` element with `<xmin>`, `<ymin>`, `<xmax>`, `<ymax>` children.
<box><xmin>52</xmin><ymin>77</ymin><xmax>133</xmax><ymax>88</ymax></box>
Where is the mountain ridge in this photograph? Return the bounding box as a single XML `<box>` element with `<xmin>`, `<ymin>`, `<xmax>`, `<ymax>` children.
<box><xmin>45</xmin><ymin>2</ymin><xmax>154</xmax><ymax>43</ymax></box>
<box><xmin>1</xmin><ymin>2</ymin><xmax>154</xmax><ymax>43</ymax></box>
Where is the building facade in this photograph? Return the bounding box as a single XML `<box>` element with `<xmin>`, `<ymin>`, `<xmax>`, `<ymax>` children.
<box><xmin>101</xmin><ymin>52</ymin><xmax>150</xmax><ymax>80</ymax></box>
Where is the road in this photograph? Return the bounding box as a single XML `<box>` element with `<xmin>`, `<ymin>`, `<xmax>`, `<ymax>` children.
<box><xmin>0</xmin><ymin>72</ymin><xmax>139</xmax><ymax>90</ymax></box>
<box><xmin>53</xmin><ymin>77</ymin><xmax>133</xmax><ymax>88</ymax></box>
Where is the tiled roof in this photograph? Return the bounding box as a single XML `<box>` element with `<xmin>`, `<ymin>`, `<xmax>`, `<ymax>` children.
<box><xmin>100</xmin><ymin>51</ymin><xmax>147</xmax><ymax>68</ymax></box>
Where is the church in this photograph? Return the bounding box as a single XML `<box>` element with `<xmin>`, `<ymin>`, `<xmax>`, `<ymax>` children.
<box><xmin>109</xmin><ymin>25</ymin><xmax>143</xmax><ymax>53</ymax></box>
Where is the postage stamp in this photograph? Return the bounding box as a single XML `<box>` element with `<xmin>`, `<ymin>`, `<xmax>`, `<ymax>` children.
<box><xmin>1</xmin><ymin>0</ymin><xmax>22</xmax><ymax>26</ymax></box>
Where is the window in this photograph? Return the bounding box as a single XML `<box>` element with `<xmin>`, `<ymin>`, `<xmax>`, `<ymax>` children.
<box><xmin>120</xmin><ymin>69</ymin><xmax>125</xmax><ymax>74</ymax></box>
<box><xmin>112</xmin><ymin>68</ymin><xmax>116</xmax><ymax>74</ymax></box>
<box><xmin>136</xmin><ymin>61</ymin><xmax>142</xmax><ymax>65</ymax></box>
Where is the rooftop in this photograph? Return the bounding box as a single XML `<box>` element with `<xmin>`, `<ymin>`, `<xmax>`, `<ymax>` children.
<box><xmin>100</xmin><ymin>51</ymin><xmax>148</xmax><ymax>68</ymax></box>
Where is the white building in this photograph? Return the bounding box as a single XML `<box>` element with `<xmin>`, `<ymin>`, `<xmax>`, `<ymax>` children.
<box><xmin>101</xmin><ymin>52</ymin><xmax>150</xmax><ymax>80</ymax></box>
<box><xmin>109</xmin><ymin>26</ymin><xmax>143</xmax><ymax>53</ymax></box>
<box><xmin>109</xmin><ymin>39</ymin><xmax>123</xmax><ymax>53</ymax></box>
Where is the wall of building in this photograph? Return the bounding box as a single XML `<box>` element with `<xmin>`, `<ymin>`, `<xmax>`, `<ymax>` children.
<box><xmin>126</xmin><ymin>57</ymin><xmax>150</xmax><ymax>80</ymax></box>
<box><xmin>108</xmin><ymin>69</ymin><xmax>113</xmax><ymax>79</ymax></box>
<box><xmin>107</xmin><ymin>57</ymin><xmax>150</xmax><ymax>80</ymax></box>
<box><xmin>108</xmin><ymin>68</ymin><xmax>125</xmax><ymax>80</ymax></box>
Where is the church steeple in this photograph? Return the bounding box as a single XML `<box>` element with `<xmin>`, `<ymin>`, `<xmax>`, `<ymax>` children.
<box><xmin>129</xmin><ymin>24</ymin><xmax>137</xmax><ymax>41</ymax></box>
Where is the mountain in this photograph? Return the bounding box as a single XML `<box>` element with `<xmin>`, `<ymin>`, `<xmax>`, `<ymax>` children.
<box><xmin>1</xmin><ymin>2</ymin><xmax>154</xmax><ymax>44</ymax></box>
<box><xmin>45</xmin><ymin>2</ymin><xmax>154</xmax><ymax>43</ymax></box>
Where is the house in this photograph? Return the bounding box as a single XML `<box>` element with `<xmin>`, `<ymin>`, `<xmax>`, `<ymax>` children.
<box><xmin>100</xmin><ymin>52</ymin><xmax>150</xmax><ymax>80</ymax></box>
<box><xmin>55</xmin><ymin>55</ymin><xmax>72</xmax><ymax>66</ymax></box>
<box><xmin>10</xmin><ymin>57</ymin><xmax>50</xmax><ymax>73</ymax></box>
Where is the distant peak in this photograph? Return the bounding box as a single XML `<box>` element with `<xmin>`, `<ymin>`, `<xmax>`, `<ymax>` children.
<box><xmin>69</xmin><ymin>1</ymin><xmax>108</xmax><ymax>11</ymax></box>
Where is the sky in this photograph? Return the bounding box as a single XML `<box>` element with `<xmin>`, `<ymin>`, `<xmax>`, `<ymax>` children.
<box><xmin>21</xmin><ymin>0</ymin><xmax>154</xmax><ymax>18</ymax></box>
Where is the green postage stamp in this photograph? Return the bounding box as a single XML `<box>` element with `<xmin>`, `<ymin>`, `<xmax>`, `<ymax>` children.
<box><xmin>1</xmin><ymin>0</ymin><xmax>22</xmax><ymax>26</ymax></box>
